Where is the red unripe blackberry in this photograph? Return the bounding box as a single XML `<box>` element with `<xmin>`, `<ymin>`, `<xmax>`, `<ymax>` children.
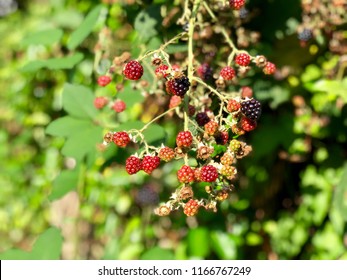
<box><xmin>263</xmin><ymin>62</ymin><xmax>276</xmax><ymax>75</ymax></box>
<box><xmin>183</xmin><ymin>199</ymin><xmax>200</xmax><ymax>216</ymax></box>
<box><xmin>215</xmin><ymin>131</ymin><xmax>229</xmax><ymax>145</ymax></box>
<box><xmin>177</xmin><ymin>165</ymin><xmax>195</xmax><ymax>183</ymax></box>
<box><xmin>227</xmin><ymin>99</ymin><xmax>241</xmax><ymax>112</ymax></box>
<box><xmin>204</xmin><ymin>120</ymin><xmax>219</xmax><ymax>135</ymax></box>
<box><xmin>197</xmin><ymin>63</ymin><xmax>213</xmax><ymax>81</ymax></box>
<box><xmin>200</xmin><ymin>165</ymin><xmax>218</xmax><ymax>182</ymax></box>
<box><xmin>220</xmin><ymin>66</ymin><xmax>236</xmax><ymax>81</ymax></box>
<box><xmin>94</xmin><ymin>96</ymin><xmax>108</xmax><ymax>109</ymax></box>
<box><xmin>125</xmin><ymin>156</ymin><xmax>142</xmax><ymax>175</ymax></box>
<box><xmin>240</xmin><ymin>117</ymin><xmax>257</xmax><ymax>132</ymax></box>
<box><xmin>155</xmin><ymin>64</ymin><xmax>169</xmax><ymax>78</ymax></box>
<box><xmin>123</xmin><ymin>60</ymin><xmax>144</xmax><ymax>80</ymax></box>
<box><xmin>229</xmin><ymin>0</ymin><xmax>245</xmax><ymax>10</ymax></box>
<box><xmin>176</xmin><ymin>131</ymin><xmax>193</xmax><ymax>147</ymax></box>
<box><xmin>97</xmin><ymin>75</ymin><xmax>112</xmax><ymax>87</ymax></box>
<box><xmin>241</xmin><ymin>98</ymin><xmax>261</xmax><ymax>120</ymax></box>
<box><xmin>158</xmin><ymin>147</ymin><xmax>175</xmax><ymax>162</ymax></box>
<box><xmin>113</xmin><ymin>131</ymin><xmax>130</xmax><ymax>147</ymax></box>
<box><xmin>166</xmin><ymin>76</ymin><xmax>191</xmax><ymax>97</ymax></box>
<box><xmin>196</xmin><ymin>112</ymin><xmax>210</xmax><ymax>126</ymax></box>
<box><xmin>241</xmin><ymin>86</ymin><xmax>253</xmax><ymax>98</ymax></box>
<box><xmin>142</xmin><ymin>155</ymin><xmax>160</xmax><ymax>174</ymax></box>
<box><xmin>169</xmin><ymin>96</ymin><xmax>182</xmax><ymax>108</ymax></box>
<box><xmin>235</xmin><ymin>53</ymin><xmax>251</xmax><ymax>66</ymax></box>
<box><xmin>112</xmin><ymin>100</ymin><xmax>126</xmax><ymax>113</ymax></box>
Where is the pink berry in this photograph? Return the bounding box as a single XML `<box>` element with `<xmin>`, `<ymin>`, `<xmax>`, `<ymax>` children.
<box><xmin>112</xmin><ymin>100</ymin><xmax>126</xmax><ymax>113</ymax></box>
<box><xmin>97</xmin><ymin>75</ymin><xmax>112</xmax><ymax>87</ymax></box>
<box><xmin>94</xmin><ymin>96</ymin><xmax>108</xmax><ymax>109</ymax></box>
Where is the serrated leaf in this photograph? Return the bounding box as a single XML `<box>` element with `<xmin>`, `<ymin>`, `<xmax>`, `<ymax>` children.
<box><xmin>21</xmin><ymin>28</ymin><xmax>64</xmax><ymax>47</ymax></box>
<box><xmin>21</xmin><ymin>53</ymin><xmax>84</xmax><ymax>72</ymax></box>
<box><xmin>61</xmin><ymin>124</ymin><xmax>103</xmax><ymax>160</ymax></box>
<box><xmin>67</xmin><ymin>5</ymin><xmax>103</xmax><ymax>50</ymax></box>
<box><xmin>46</xmin><ymin>116</ymin><xmax>93</xmax><ymax>137</ymax></box>
<box><xmin>49</xmin><ymin>168</ymin><xmax>79</xmax><ymax>201</ymax></box>
<box><xmin>141</xmin><ymin>247</ymin><xmax>175</xmax><ymax>260</ymax></box>
<box><xmin>62</xmin><ymin>83</ymin><xmax>98</xmax><ymax>119</ymax></box>
<box><xmin>0</xmin><ymin>228</ymin><xmax>63</xmax><ymax>260</ymax></box>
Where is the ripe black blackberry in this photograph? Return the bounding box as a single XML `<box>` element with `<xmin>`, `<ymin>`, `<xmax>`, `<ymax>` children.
<box><xmin>298</xmin><ymin>28</ymin><xmax>313</xmax><ymax>42</ymax></box>
<box><xmin>197</xmin><ymin>63</ymin><xmax>214</xmax><ymax>82</ymax></box>
<box><xmin>135</xmin><ymin>185</ymin><xmax>159</xmax><ymax>206</ymax></box>
<box><xmin>166</xmin><ymin>76</ymin><xmax>191</xmax><ymax>97</ymax></box>
<box><xmin>196</xmin><ymin>112</ymin><xmax>210</xmax><ymax>126</ymax></box>
<box><xmin>239</xmin><ymin>7</ymin><xmax>249</xmax><ymax>19</ymax></box>
<box><xmin>241</xmin><ymin>99</ymin><xmax>261</xmax><ymax>121</ymax></box>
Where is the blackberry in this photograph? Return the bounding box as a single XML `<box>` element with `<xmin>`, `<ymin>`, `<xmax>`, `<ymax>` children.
<box><xmin>195</xmin><ymin>112</ymin><xmax>210</xmax><ymax>126</ymax></box>
<box><xmin>239</xmin><ymin>7</ymin><xmax>249</xmax><ymax>19</ymax></box>
<box><xmin>197</xmin><ymin>63</ymin><xmax>214</xmax><ymax>82</ymax></box>
<box><xmin>166</xmin><ymin>76</ymin><xmax>191</xmax><ymax>97</ymax></box>
<box><xmin>241</xmin><ymin>99</ymin><xmax>261</xmax><ymax>121</ymax></box>
<box><xmin>135</xmin><ymin>185</ymin><xmax>159</xmax><ymax>206</ymax></box>
<box><xmin>298</xmin><ymin>28</ymin><xmax>313</xmax><ymax>42</ymax></box>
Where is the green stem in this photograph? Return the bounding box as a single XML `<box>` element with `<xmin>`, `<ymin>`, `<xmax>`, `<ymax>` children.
<box><xmin>139</xmin><ymin>107</ymin><xmax>176</xmax><ymax>133</ymax></box>
<box><xmin>192</xmin><ymin>76</ymin><xmax>226</xmax><ymax>100</ymax></box>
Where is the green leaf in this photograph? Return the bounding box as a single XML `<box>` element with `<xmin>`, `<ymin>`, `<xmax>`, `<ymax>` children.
<box><xmin>67</xmin><ymin>5</ymin><xmax>103</xmax><ymax>50</ymax></box>
<box><xmin>21</xmin><ymin>28</ymin><xmax>64</xmax><ymax>47</ymax></box>
<box><xmin>210</xmin><ymin>231</ymin><xmax>237</xmax><ymax>260</ymax></box>
<box><xmin>62</xmin><ymin>83</ymin><xmax>98</xmax><ymax>119</ymax></box>
<box><xmin>134</xmin><ymin>9</ymin><xmax>158</xmax><ymax>43</ymax></box>
<box><xmin>211</xmin><ymin>144</ymin><xmax>227</xmax><ymax>157</ymax></box>
<box><xmin>117</xmin><ymin>84</ymin><xmax>145</xmax><ymax>107</ymax></box>
<box><xmin>333</xmin><ymin>163</ymin><xmax>347</xmax><ymax>221</ymax></box>
<box><xmin>0</xmin><ymin>228</ymin><xmax>63</xmax><ymax>260</ymax></box>
<box><xmin>143</xmin><ymin>124</ymin><xmax>166</xmax><ymax>144</ymax></box>
<box><xmin>188</xmin><ymin>228</ymin><xmax>210</xmax><ymax>258</ymax></box>
<box><xmin>141</xmin><ymin>247</ymin><xmax>175</xmax><ymax>260</ymax></box>
<box><xmin>21</xmin><ymin>53</ymin><xmax>84</xmax><ymax>72</ymax></box>
<box><xmin>49</xmin><ymin>168</ymin><xmax>80</xmax><ymax>201</ymax></box>
<box><xmin>61</xmin><ymin>124</ymin><xmax>103</xmax><ymax>160</ymax></box>
<box><xmin>46</xmin><ymin>116</ymin><xmax>94</xmax><ymax>137</ymax></box>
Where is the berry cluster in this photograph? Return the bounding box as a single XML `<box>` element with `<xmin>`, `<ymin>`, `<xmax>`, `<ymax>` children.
<box><xmin>297</xmin><ymin>0</ymin><xmax>347</xmax><ymax>52</ymax></box>
<box><xmin>95</xmin><ymin>0</ymin><xmax>276</xmax><ymax>217</ymax></box>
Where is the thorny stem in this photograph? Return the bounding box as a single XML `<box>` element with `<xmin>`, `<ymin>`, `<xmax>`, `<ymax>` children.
<box><xmin>184</xmin><ymin>0</ymin><xmax>201</xmax><ymax>165</ymax></box>
<box><xmin>139</xmin><ymin>106</ymin><xmax>177</xmax><ymax>133</ymax></box>
<box><xmin>138</xmin><ymin>33</ymin><xmax>186</xmax><ymax>61</ymax></box>
<box><xmin>192</xmin><ymin>76</ymin><xmax>226</xmax><ymax>100</ymax></box>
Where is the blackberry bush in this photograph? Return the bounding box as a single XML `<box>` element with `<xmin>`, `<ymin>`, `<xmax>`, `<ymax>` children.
<box><xmin>54</xmin><ymin>0</ymin><xmax>277</xmax><ymax>217</ymax></box>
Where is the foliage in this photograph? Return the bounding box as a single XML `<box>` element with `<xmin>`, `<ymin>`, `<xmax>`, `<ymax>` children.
<box><xmin>0</xmin><ymin>0</ymin><xmax>346</xmax><ymax>260</ymax></box>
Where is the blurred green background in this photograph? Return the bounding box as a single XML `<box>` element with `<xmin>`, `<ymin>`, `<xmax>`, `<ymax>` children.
<box><xmin>0</xmin><ymin>0</ymin><xmax>346</xmax><ymax>260</ymax></box>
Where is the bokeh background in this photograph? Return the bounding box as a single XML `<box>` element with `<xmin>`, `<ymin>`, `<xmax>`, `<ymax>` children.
<box><xmin>0</xmin><ymin>0</ymin><xmax>347</xmax><ymax>260</ymax></box>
